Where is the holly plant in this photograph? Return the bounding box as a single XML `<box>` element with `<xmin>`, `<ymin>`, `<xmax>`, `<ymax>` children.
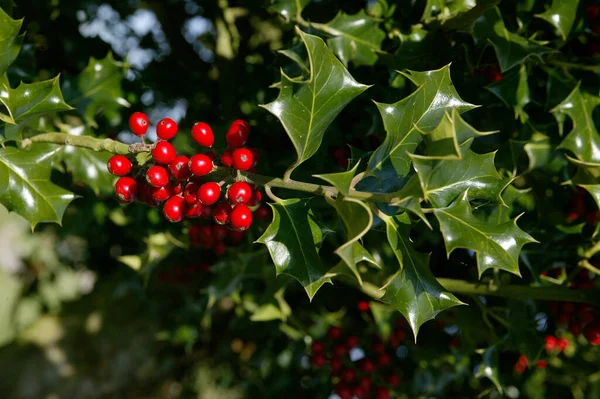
<box><xmin>1</xmin><ymin>1</ymin><xmax>600</xmax><ymax>398</ymax></box>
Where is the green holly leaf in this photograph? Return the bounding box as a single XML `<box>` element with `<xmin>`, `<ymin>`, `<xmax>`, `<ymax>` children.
<box><xmin>0</xmin><ymin>76</ymin><xmax>73</xmax><ymax>141</ymax></box>
<box><xmin>411</xmin><ymin>140</ymin><xmax>507</xmax><ymax>208</ymax></box>
<box><xmin>257</xmin><ymin>198</ymin><xmax>332</xmax><ymax>300</ymax></box>
<box><xmin>0</xmin><ymin>6</ymin><xmax>23</xmax><ymax>77</ymax></box>
<box><xmin>72</xmin><ymin>53</ymin><xmax>129</xmax><ymax>125</ymax></box>
<box><xmin>487</xmin><ymin>64</ymin><xmax>530</xmax><ymax>121</ymax></box>
<box><xmin>508</xmin><ymin>300</ymin><xmax>544</xmax><ymax>363</ymax></box>
<box><xmin>322</xmin><ymin>10</ymin><xmax>385</xmax><ymax>67</ymax></box>
<box><xmin>434</xmin><ymin>192</ymin><xmax>536</xmax><ymax>277</ymax></box>
<box><xmin>472</xmin><ymin>7</ymin><xmax>553</xmax><ymax>71</ymax></box>
<box><xmin>0</xmin><ymin>146</ymin><xmax>77</xmax><ymax>229</ymax></box>
<box><xmin>366</xmin><ymin>65</ymin><xmax>475</xmax><ymax>179</ymax></box>
<box><xmin>486</xmin><ymin>185</ymin><xmax>533</xmax><ymax>224</ymax></box>
<box><xmin>553</xmin><ymin>83</ymin><xmax>600</xmax><ymax>167</ymax></box>
<box><xmin>261</xmin><ymin>28</ymin><xmax>369</xmax><ymax>179</ymax></box>
<box><xmin>268</xmin><ymin>0</ymin><xmax>310</xmax><ymax>22</ymax></box>
<box><xmin>381</xmin><ymin>213</ymin><xmax>464</xmax><ymax>339</ymax></box>
<box><xmin>422</xmin><ymin>0</ymin><xmax>475</xmax><ymax>23</ymax></box>
<box><xmin>423</xmin><ymin>109</ymin><xmax>496</xmax><ymax>159</ymax></box>
<box><xmin>314</xmin><ymin>161</ymin><xmax>360</xmax><ymax>197</ymax></box>
<box><xmin>475</xmin><ymin>345</ymin><xmax>504</xmax><ymax>393</ymax></box>
<box><xmin>535</xmin><ymin>0</ymin><xmax>579</xmax><ymax>40</ymax></box>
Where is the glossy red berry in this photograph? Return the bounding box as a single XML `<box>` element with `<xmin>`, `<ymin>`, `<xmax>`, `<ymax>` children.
<box><xmin>107</xmin><ymin>155</ymin><xmax>132</xmax><ymax>176</ymax></box>
<box><xmin>198</xmin><ymin>182</ymin><xmax>221</xmax><ymax>205</ymax></box>
<box><xmin>545</xmin><ymin>336</ymin><xmax>557</xmax><ymax>351</ymax></box>
<box><xmin>232</xmin><ymin>119</ymin><xmax>250</xmax><ymax>130</ymax></box>
<box><xmin>185</xmin><ymin>201</ymin><xmax>203</xmax><ymax>218</ymax></box>
<box><xmin>377</xmin><ymin>353</ymin><xmax>391</xmax><ymax>367</ymax></box>
<box><xmin>358</xmin><ymin>301</ymin><xmax>370</xmax><ymax>312</ymax></box>
<box><xmin>375</xmin><ymin>387</ymin><xmax>390</xmax><ymax>399</ymax></box>
<box><xmin>221</xmin><ymin>150</ymin><xmax>233</xmax><ymax>167</ymax></box>
<box><xmin>333</xmin><ymin>344</ymin><xmax>347</xmax><ymax>358</ymax></box>
<box><xmin>212</xmin><ymin>224</ymin><xmax>228</xmax><ymax>241</ymax></box>
<box><xmin>584</xmin><ymin>321</ymin><xmax>600</xmax><ymax>345</ymax></box>
<box><xmin>156</xmin><ymin>117</ymin><xmax>178</xmax><ymax>140</ymax></box>
<box><xmin>346</xmin><ymin>335</ymin><xmax>360</xmax><ymax>349</ymax></box>
<box><xmin>129</xmin><ymin>112</ymin><xmax>149</xmax><ymax>136</ymax></box>
<box><xmin>232</xmin><ymin>148</ymin><xmax>253</xmax><ymax>171</ymax></box>
<box><xmin>213</xmin><ymin>240</ymin><xmax>226</xmax><ymax>256</ymax></box>
<box><xmin>152</xmin><ymin>141</ymin><xmax>177</xmax><ymax>164</ymax></box>
<box><xmin>189</xmin><ymin>154</ymin><xmax>213</xmax><ymax>176</ymax></box>
<box><xmin>310</xmin><ymin>353</ymin><xmax>326</xmax><ymax>368</ymax></box>
<box><xmin>146</xmin><ymin>165</ymin><xmax>170</xmax><ymax>188</ymax></box>
<box><xmin>137</xmin><ymin>180</ymin><xmax>159</xmax><ymax>207</ymax></box>
<box><xmin>341</xmin><ymin>368</ymin><xmax>355</xmax><ymax>383</ymax></box>
<box><xmin>226</xmin><ymin>122</ymin><xmax>249</xmax><ymax>148</ymax></box>
<box><xmin>255</xmin><ymin>205</ymin><xmax>270</xmax><ymax>221</ymax></box>
<box><xmin>200</xmin><ymin>205</ymin><xmax>213</xmax><ymax>219</ymax></box>
<box><xmin>115</xmin><ymin>177</ymin><xmax>137</xmax><ymax>203</ymax></box>
<box><xmin>311</xmin><ymin>340</ymin><xmax>324</xmax><ymax>353</ymax></box>
<box><xmin>230</xmin><ymin>204</ymin><xmax>252</xmax><ymax>230</ymax></box>
<box><xmin>360</xmin><ymin>359</ymin><xmax>375</xmax><ymax>373</ymax></box>
<box><xmin>191</xmin><ymin>122</ymin><xmax>214</xmax><ymax>148</ymax></box>
<box><xmin>150</xmin><ymin>183</ymin><xmax>174</xmax><ymax>202</ymax></box>
<box><xmin>248</xmin><ymin>147</ymin><xmax>260</xmax><ymax>167</ymax></box>
<box><xmin>327</xmin><ymin>326</ymin><xmax>343</xmax><ymax>341</ymax></box>
<box><xmin>557</xmin><ymin>337</ymin><xmax>568</xmax><ymax>351</ymax></box>
<box><xmin>227</xmin><ymin>182</ymin><xmax>252</xmax><ymax>204</ymax></box>
<box><xmin>169</xmin><ymin>156</ymin><xmax>191</xmax><ymax>181</ymax></box>
<box><xmin>163</xmin><ymin>195</ymin><xmax>186</xmax><ymax>222</ymax></box>
<box><xmin>248</xmin><ymin>190</ymin><xmax>262</xmax><ymax>207</ymax></box>
<box><xmin>387</xmin><ymin>374</ymin><xmax>401</xmax><ymax>388</ymax></box>
<box><xmin>184</xmin><ymin>182</ymin><xmax>200</xmax><ymax>205</ymax></box>
<box><xmin>213</xmin><ymin>202</ymin><xmax>232</xmax><ymax>225</ymax></box>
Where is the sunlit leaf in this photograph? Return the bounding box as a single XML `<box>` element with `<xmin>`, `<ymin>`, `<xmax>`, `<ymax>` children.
<box><xmin>381</xmin><ymin>213</ymin><xmax>464</xmax><ymax>339</ymax></box>
<box><xmin>257</xmin><ymin>198</ymin><xmax>332</xmax><ymax>300</ymax></box>
<box><xmin>475</xmin><ymin>345</ymin><xmax>504</xmax><ymax>393</ymax></box>
<box><xmin>535</xmin><ymin>0</ymin><xmax>579</xmax><ymax>40</ymax></box>
<box><xmin>0</xmin><ymin>146</ymin><xmax>77</xmax><ymax>228</ymax></box>
<box><xmin>268</xmin><ymin>0</ymin><xmax>310</xmax><ymax>22</ymax></box>
<box><xmin>434</xmin><ymin>192</ymin><xmax>536</xmax><ymax>277</ymax></box>
<box><xmin>366</xmin><ymin>64</ymin><xmax>475</xmax><ymax>180</ymax></box>
<box><xmin>262</xmin><ymin>29</ymin><xmax>369</xmax><ymax>179</ymax></box>
<box><xmin>0</xmin><ymin>6</ymin><xmax>23</xmax><ymax>77</ymax></box>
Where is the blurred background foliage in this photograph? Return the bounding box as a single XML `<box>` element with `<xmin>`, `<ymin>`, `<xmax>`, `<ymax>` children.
<box><xmin>1</xmin><ymin>0</ymin><xmax>600</xmax><ymax>398</ymax></box>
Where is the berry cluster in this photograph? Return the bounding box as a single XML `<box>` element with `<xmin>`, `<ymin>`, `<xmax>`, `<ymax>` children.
<box><xmin>107</xmin><ymin>113</ymin><xmax>269</xmax><ymax>234</ymax></box>
<box><xmin>513</xmin><ymin>354</ymin><xmax>548</xmax><ymax>375</ymax></box>
<box><xmin>565</xmin><ymin>187</ymin><xmax>599</xmax><ymax>224</ymax></box>
<box><xmin>309</xmin><ymin>321</ymin><xmax>405</xmax><ymax>399</ymax></box>
<box><xmin>472</xmin><ymin>65</ymin><xmax>502</xmax><ymax>82</ymax></box>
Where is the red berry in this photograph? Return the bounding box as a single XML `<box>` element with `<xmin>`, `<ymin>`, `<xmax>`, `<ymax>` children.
<box><xmin>327</xmin><ymin>326</ymin><xmax>343</xmax><ymax>341</ymax></box>
<box><xmin>191</xmin><ymin>122</ymin><xmax>214</xmax><ymax>148</ymax></box>
<box><xmin>228</xmin><ymin>229</ymin><xmax>245</xmax><ymax>243</ymax></box>
<box><xmin>311</xmin><ymin>340</ymin><xmax>324</xmax><ymax>353</ymax></box>
<box><xmin>200</xmin><ymin>205</ymin><xmax>213</xmax><ymax>219</ymax></box>
<box><xmin>346</xmin><ymin>335</ymin><xmax>360</xmax><ymax>349</ymax></box>
<box><xmin>221</xmin><ymin>150</ymin><xmax>234</xmax><ymax>167</ymax></box>
<box><xmin>184</xmin><ymin>183</ymin><xmax>200</xmax><ymax>205</ymax></box>
<box><xmin>152</xmin><ymin>141</ymin><xmax>177</xmax><ymax>164</ymax></box>
<box><xmin>212</xmin><ymin>224</ymin><xmax>228</xmax><ymax>241</ymax></box>
<box><xmin>584</xmin><ymin>321</ymin><xmax>600</xmax><ymax>345</ymax></box>
<box><xmin>169</xmin><ymin>156</ymin><xmax>191</xmax><ymax>181</ymax></box>
<box><xmin>156</xmin><ymin>117</ymin><xmax>178</xmax><ymax>140</ymax></box>
<box><xmin>579</xmin><ymin>305</ymin><xmax>596</xmax><ymax>323</ymax></box>
<box><xmin>359</xmin><ymin>359</ymin><xmax>375</xmax><ymax>373</ymax></box>
<box><xmin>232</xmin><ymin>148</ymin><xmax>253</xmax><ymax>171</ymax></box>
<box><xmin>115</xmin><ymin>177</ymin><xmax>137</xmax><ymax>203</ymax></box>
<box><xmin>146</xmin><ymin>165</ymin><xmax>170</xmax><ymax>188</ymax></box>
<box><xmin>189</xmin><ymin>154</ymin><xmax>213</xmax><ymax>176</ymax></box>
<box><xmin>353</xmin><ymin>385</ymin><xmax>368</xmax><ymax>399</ymax></box>
<box><xmin>330</xmin><ymin>358</ymin><xmax>342</xmax><ymax>372</ymax></box>
<box><xmin>227</xmin><ymin>182</ymin><xmax>252</xmax><ymax>204</ymax></box>
<box><xmin>163</xmin><ymin>195</ymin><xmax>186</xmax><ymax>222</ymax></box>
<box><xmin>358</xmin><ymin>376</ymin><xmax>372</xmax><ymax>390</ymax></box>
<box><xmin>336</xmin><ymin>385</ymin><xmax>352</xmax><ymax>399</ymax></box>
<box><xmin>545</xmin><ymin>336</ymin><xmax>557</xmax><ymax>351</ymax></box>
<box><xmin>341</xmin><ymin>368</ymin><xmax>355</xmax><ymax>383</ymax></box>
<box><xmin>213</xmin><ymin>202</ymin><xmax>232</xmax><ymax>225</ymax></box>
<box><xmin>517</xmin><ymin>354</ymin><xmax>529</xmax><ymax>366</ymax></box>
<box><xmin>248</xmin><ymin>190</ymin><xmax>262</xmax><ymax>207</ymax></box>
<box><xmin>357</xmin><ymin>301</ymin><xmax>370</xmax><ymax>312</ymax></box>
<box><xmin>375</xmin><ymin>387</ymin><xmax>390</xmax><ymax>399</ymax></box>
<box><xmin>198</xmin><ymin>182</ymin><xmax>221</xmax><ymax>205</ymax></box>
<box><xmin>377</xmin><ymin>353</ymin><xmax>391</xmax><ymax>367</ymax></box>
<box><xmin>213</xmin><ymin>240</ymin><xmax>226</xmax><ymax>256</ymax></box>
<box><xmin>129</xmin><ymin>112</ymin><xmax>149</xmax><ymax>136</ymax></box>
<box><xmin>150</xmin><ymin>183</ymin><xmax>174</xmax><ymax>202</ymax></box>
<box><xmin>232</xmin><ymin>119</ymin><xmax>250</xmax><ymax>130</ymax></box>
<box><xmin>373</xmin><ymin>342</ymin><xmax>385</xmax><ymax>354</ymax></box>
<box><xmin>248</xmin><ymin>147</ymin><xmax>260</xmax><ymax>167</ymax></box>
<box><xmin>586</xmin><ymin>5</ymin><xmax>600</xmax><ymax>20</ymax></box>
<box><xmin>185</xmin><ymin>201</ymin><xmax>203</xmax><ymax>218</ymax></box>
<box><xmin>310</xmin><ymin>353</ymin><xmax>326</xmax><ymax>368</ymax></box>
<box><xmin>226</xmin><ymin>122</ymin><xmax>250</xmax><ymax>148</ymax></box>
<box><xmin>393</xmin><ymin>329</ymin><xmax>406</xmax><ymax>341</ymax></box>
<box><xmin>536</xmin><ymin>360</ymin><xmax>548</xmax><ymax>369</ymax></box>
<box><xmin>137</xmin><ymin>180</ymin><xmax>159</xmax><ymax>207</ymax></box>
<box><xmin>333</xmin><ymin>344</ymin><xmax>347</xmax><ymax>358</ymax></box>
<box><xmin>107</xmin><ymin>155</ymin><xmax>132</xmax><ymax>176</ymax></box>
<box><xmin>386</xmin><ymin>374</ymin><xmax>401</xmax><ymax>387</ymax></box>
<box><xmin>557</xmin><ymin>337</ymin><xmax>568</xmax><ymax>351</ymax></box>
<box><xmin>197</xmin><ymin>225</ymin><xmax>214</xmax><ymax>246</ymax></box>
<box><xmin>230</xmin><ymin>204</ymin><xmax>252</xmax><ymax>230</ymax></box>
<box><xmin>569</xmin><ymin>322</ymin><xmax>583</xmax><ymax>336</ymax></box>
<box><xmin>255</xmin><ymin>205</ymin><xmax>270</xmax><ymax>221</ymax></box>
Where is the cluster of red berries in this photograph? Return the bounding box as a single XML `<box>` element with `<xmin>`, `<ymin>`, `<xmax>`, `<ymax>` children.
<box><xmin>565</xmin><ymin>187</ymin><xmax>599</xmax><ymax>224</ymax></box>
<box><xmin>472</xmin><ymin>65</ymin><xmax>502</xmax><ymax>82</ymax></box>
<box><xmin>107</xmin><ymin>112</ymin><xmax>269</xmax><ymax>233</ymax></box>
<box><xmin>158</xmin><ymin>263</ymin><xmax>211</xmax><ymax>285</ymax></box>
<box><xmin>309</xmin><ymin>320</ymin><xmax>405</xmax><ymax>399</ymax></box>
<box><xmin>514</xmin><ymin>354</ymin><xmax>548</xmax><ymax>375</ymax></box>
<box><xmin>548</xmin><ymin>299</ymin><xmax>600</xmax><ymax>345</ymax></box>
